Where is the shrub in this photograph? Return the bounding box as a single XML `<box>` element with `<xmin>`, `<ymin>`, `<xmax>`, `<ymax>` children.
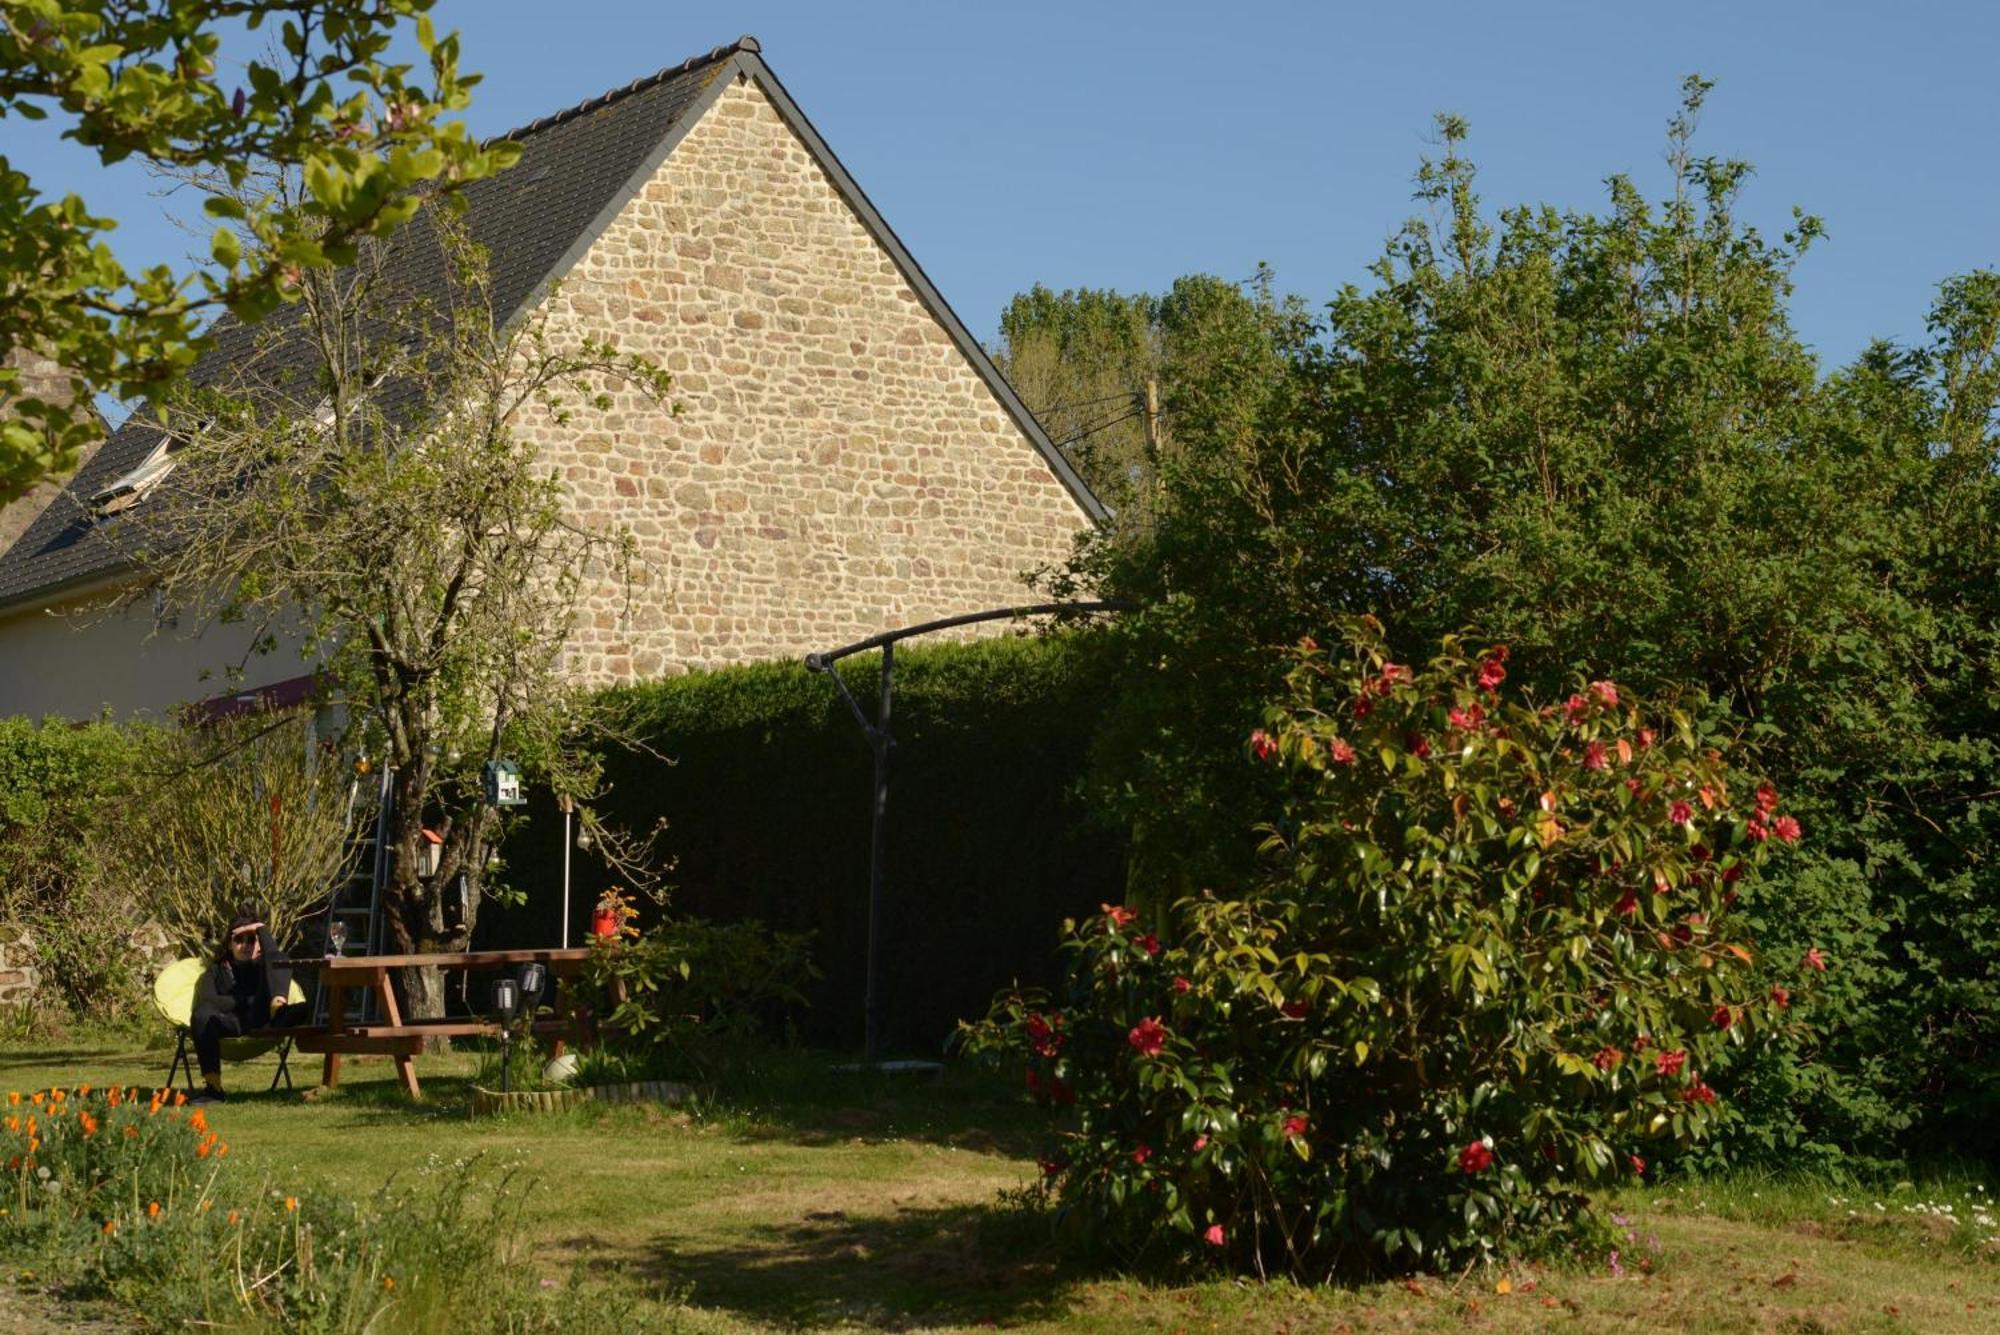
<box><xmin>577</xmin><ymin>916</ymin><xmax>817</xmax><ymax>1083</ymax></box>
<box><xmin>965</xmin><ymin>623</ymin><xmax>1820</xmax><ymax>1276</ymax></box>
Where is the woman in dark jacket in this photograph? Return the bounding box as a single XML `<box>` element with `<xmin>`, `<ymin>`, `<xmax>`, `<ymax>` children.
<box><xmin>190</xmin><ymin>908</ymin><xmax>305</xmax><ymax>1102</ymax></box>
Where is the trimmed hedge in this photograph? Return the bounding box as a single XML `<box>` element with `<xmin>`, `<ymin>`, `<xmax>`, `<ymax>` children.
<box><xmin>484</xmin><ymin>633</ymin><xmax>1125</xmax><ymax>1054</ymax></box>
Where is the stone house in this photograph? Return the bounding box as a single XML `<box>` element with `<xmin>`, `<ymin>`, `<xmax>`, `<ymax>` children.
<box><xmin>0</xmin><ymin>36</ymin><xmax>1100</xmax><ymax>718</ymax></box>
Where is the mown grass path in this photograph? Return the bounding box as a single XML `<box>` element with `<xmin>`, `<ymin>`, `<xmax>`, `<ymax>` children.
<box><xmin>1</xmin><ymin>1041</ymin><xmax>1995</xmax><ymax>1331</ymax></box>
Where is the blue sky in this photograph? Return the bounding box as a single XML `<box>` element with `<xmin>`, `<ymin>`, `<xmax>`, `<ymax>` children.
<box><xmin>11</xmin><ymin>1</ymin><xmax>1997</xmax><ymax>378</ymax></box>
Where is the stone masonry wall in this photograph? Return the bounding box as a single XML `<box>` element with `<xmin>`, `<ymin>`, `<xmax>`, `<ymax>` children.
<box><xmin>517</xmin><ymin>75</ymin><xmax>1093</xmax><ymax>683</ymax></box>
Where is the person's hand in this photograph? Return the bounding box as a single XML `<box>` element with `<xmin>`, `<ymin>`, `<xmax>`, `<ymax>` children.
<box><xmin>270</xmin><ymin>994</ymin><xmax>287</xmax><ymax>1016</ymax></box>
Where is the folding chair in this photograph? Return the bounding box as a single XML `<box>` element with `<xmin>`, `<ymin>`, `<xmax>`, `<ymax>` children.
<box><xmin>152</xmin><ymin>958</ymin><xmax>307</xmax><ymax>1093</ymax></box>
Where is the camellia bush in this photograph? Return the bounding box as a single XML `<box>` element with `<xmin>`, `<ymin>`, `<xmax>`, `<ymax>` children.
<box><xmin>965</xmin><ymin>621</ymin><xmax>1824</xmax><ymax>1277</ymax></box>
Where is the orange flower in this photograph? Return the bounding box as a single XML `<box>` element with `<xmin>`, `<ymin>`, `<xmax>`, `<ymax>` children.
<box><xmin>102</xmin><ymin>1219</ymin><xmax>116</xmax><ymax>1235</ymax></box>
<box><xmin>195</xmin><ymin>1142</ymin><xmax>211</xmax><ymax>1160</ymax></box>
<box><xmin>123</xmin><ymin>1127</ymin><xmax>138</xmax><ymax>1140</ymax></box>
<box><xmin>147</xmin><ymin>1097</ymin><xmax>162</xmax><ymax>1117</ymax></box>
<box><xmin>78</xmin><ymin>1084</ymin><xmax>90</xmax><ymax>1097</ymax></box>
<box><xmin>79</xmin><ymin>1114</ymin><xmax>98</xmax><ymax>1137</ymax></box>
<box><xmin>5</xmin><ymin>1092</ymin><xmax>16</xmax><ymax>1106</ymax></box>
<box><xmin>147</xmin><ymin>1201</ymin><xmax>161</xmax><ymax>1219</ymax></box>
<box><xmin>227</xmin><ymin>1210</ymin><xmax>240</xmax><ymax>1226</ymax></box>
<box><xmin>4</xmin><ymin>1116</ymin><xmax>16</xmax><ymax>1134</ymax></box>
<box><xmin>26</xmin><ymin>1138</ymin><xmax>37</xmax><ymax>1154</ymax></box>
<box><xmin>173</xmin><ymin>1092</ymin><xmax>187</xmax><ymax>1108</ymax></box>
<box><xmin>29</xmin><ymin>1093</ymin><xmax>42</xmax><ymax>1106</ymax></box>
<box><xmin>284</xmin><ymin>1196</ymin><xmax>298</xmax><ymax>1212</ymax></box>
<box><xmin>188</xmin><ymin>1109</ymin><xmax>207</xmax><ymax>1134</ymax></box>
<box><xmin>6</xmin><ymin>1156</ymin><xmax>17</xmax><ymax>1171</ymax></box>
<box><xmin>199</xmin><ymin>1200</ymin><xmax>213</xmax><ymax>1213</ymax></box>
<box><xmin>383</xmin><ymin>1276</ymin><xmax>396</xmax><ymax>1291</ymax></box>
<box><xmin>216</xmin><ymin>1142</ymin><xmax>229</xmax><ymax>1158</ymax></box>
<box><xmin>49</xmin><ymin>1089</ymin><xmax>64</xmax><ymax>1104</ymax></box>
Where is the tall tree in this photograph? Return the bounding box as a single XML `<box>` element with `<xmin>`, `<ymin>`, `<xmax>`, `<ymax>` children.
<box><xmin>0</xmin><ymin>0</ymin><xmax>516</xmax><ymax>500</ymax></box>
<box><xmin>1064</xmin><ymin>80</ymin><xmax>2000</xmax><ymax>1160</ymax></box>
<box><xmin>141</xmin><ymin>212</ymin><xmax>671</xmax><ymax>1017</ymax></box>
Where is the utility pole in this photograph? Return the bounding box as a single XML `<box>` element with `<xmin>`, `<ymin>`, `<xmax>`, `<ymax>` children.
<box><xmin>1141</xmin><ymin>377</ymin><xmax>1162</xmax><ymax>463</ymax></box>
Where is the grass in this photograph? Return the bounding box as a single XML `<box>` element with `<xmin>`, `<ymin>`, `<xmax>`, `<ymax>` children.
<box><xmin>0</xmin><ymin>1037</ymin><xmax>1996</xmax><ymax>1332</ymax></box>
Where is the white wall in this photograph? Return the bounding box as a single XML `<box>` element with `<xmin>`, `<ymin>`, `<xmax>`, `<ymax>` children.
<box><xmin>0</xmin><ymin>586</ymin><xmax>308</xmax><ymax>720</ymax></box>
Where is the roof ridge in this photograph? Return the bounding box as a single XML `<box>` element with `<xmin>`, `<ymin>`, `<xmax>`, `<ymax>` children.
<box><xmin>491</xmin><ymin>34</ymin><xmax>760</xmax><ymax>144</ymax></box>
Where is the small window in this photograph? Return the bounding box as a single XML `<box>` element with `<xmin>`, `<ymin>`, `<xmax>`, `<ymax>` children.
<box><xmin>90</xmin><ymin>440</ymin><xmax>177</xmax><ymax>518</ymax></box>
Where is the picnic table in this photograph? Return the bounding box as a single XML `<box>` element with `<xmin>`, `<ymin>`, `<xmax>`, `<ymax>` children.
<box><xmin>291</xmin><ymin>948</ymin><xmax>607</xmax><ymax>1100</ymax></box>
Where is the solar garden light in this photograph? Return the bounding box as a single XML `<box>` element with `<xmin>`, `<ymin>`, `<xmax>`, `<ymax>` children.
<box><xmin>491</xmin><ymin>977</ymin><xmax>520</xmax><ymax>1093</ymax></box>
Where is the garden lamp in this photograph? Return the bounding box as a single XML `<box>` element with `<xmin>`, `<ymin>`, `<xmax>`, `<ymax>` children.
<box><xmin>517</xmin><ymin>962</ymin><xmax>547</xmax><ymax>1012</ymax></box>
<box><xmin>491</xmin><ymin>977</ymin><xmax>521</xmax><ymax>1093</ymax></box>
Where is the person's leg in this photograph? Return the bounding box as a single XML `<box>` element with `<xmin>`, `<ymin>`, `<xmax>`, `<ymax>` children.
<box><xmin>194</xmin><ymin>1013</ymin><xmax>244</xmax><ymax>1094</ymax></box>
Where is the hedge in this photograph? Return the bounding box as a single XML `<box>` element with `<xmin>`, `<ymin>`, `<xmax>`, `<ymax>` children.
<box><xmin>484</xmin><ymin>633</ymin><xmax>1126</xmax><ymax>1054</ymax></box>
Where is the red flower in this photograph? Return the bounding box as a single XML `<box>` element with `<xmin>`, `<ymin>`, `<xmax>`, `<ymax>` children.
<box><xmin>1637</xmin><ymin>727</ymin><xmax>1656</xmax><ymax>750</ymax></box>
<box><xmin>1329</xmin><ymin>737</ymin><xmax>1357</xmax><ymax>765</ymax></box>
<box><xmin>1204</xmin><ymin>1224</ymin><xmax>1226</xmax><ymax>1246</ymax></box>
<box><xmin>1280</xmin><ymin>999</ymin><xmax>1309</xmax><ymax>1019</ymax></box>
<box><xmin>1102</xmin><ymin>903</ymin><xmax>1136</xmax><ymax>928</ymax></box>
<box><xmin>1615</xmin><ymin>890</ymin><xmax>1639</xmax><ymax>917</ymax></box>
<box><xmin>1137</xmin><ymin>933</ymin><xmax>1161</xmax><ymax>957</ymax></box>
<box><xmin>1668</xmin><ymin>801</ymin><xmax>1693</xmax><ymax>826</ymax></box>
<box><xmin>1770</xmin><ymin>985</ymin><xmax>1790</xmax><ymax>1009</ymax></box>
<box><xmin>1477</xmin><ymin>656</ymin><xmax>1508</xmax><ymax>691</ymax></box>
<box><xmin>1655</xmin><ymin>1049</ymin><xmax>1688</xmax><ymax>1078</ymax></box>
<box><xmin>1629</xmin><ymin>1154</ymin><xmax>1646</xmax><ymax>1176</ymax></box>
<box><xmin>1773</xmin><ymin>815</ymin><xmax>1802</xmax><ymax>844</ymax></box>
<box><xmin>1756</xmin><ymin>783</ymin><xmax>1779</xmax><ymax>815</ymax></box>
<box><xmin>1351</xmin><ymin>696</ymin><xmax>1373</xmax><ymax>719</ymax></box>
<box><xmin>1282</xmin><ymin>1114</ymin><xmax>1308</xmax><ymax>1139</ymax></box>
<box><xmin>1583</xmin><ymin>741</ymin><xmax>1608</xmax><ymax>771</ymax></box>
<box><xmin>1458</xmin><ymin>1141</ymin><xmax>1494</xmax><ymax>1174</ymax></box>
<box><xmin>1590</xmin><ymin>680</ymin><xmax>1620</xmax><ymax>708</ymax></box>
<box><xmin>1683</xmin><ymin>1080</ymin><xmax>1718</xmax><ymax>1106</ymax></box>
<box><xmin>1624</xmin><ymin>777</ymin><xmax>1644</xmax><ymax>796</ymax></box>
<box><xmin>1804</xmin><ymin>947</ymin><xmax>1827</xmax><ymax>973</ymax></box>
<box><xmin>1564</xmin><ymin>694</ymin><xmax>1590</xmax><ymax>724</ymax></box>
<box><xmin>1592</xmin><ymin>1046</ymin><xmax>1624</xmax><ymax>1071</ymax></box>
<box><xmin>1249</xmin><ymin>729</ymin><xmax>1279</xmax><ymax>762</ymax></box>
<box><xmin>1406</xmin><ymin>732</ymin><xmax>1432</xmax><ymax>759</ymax></box>
<box><xmin>1026</xmin><ymin>1012</ymin><xmax>1064</xmax><ymax>1057</ymax></box>
<box><xmin>1038</xmin><ymin>1155</ymin><xmax>1062</xmax><ymax>1177</ymax></box>
<box><xmin>1711</xmin><ymin>1004</ymin><xmax>1734</xmax><ymax>1030</ymax></box>
<box><xmin>1172</xmin><ymin>976</ymin><xmax>1191</xmax><ymax>994</ymax></box>
<box><xmin>1448</xmin><ymin>704</ymin><xmax>1484</xmax><ymax>731</ymax></box>
<box><xmin>1745</xmin><ymin>818</ymin><xmax>1769</xmax><ymax>843</ymax></box>
<box><xmin>1378</xmin><ymin>662</ymin><xmax>1412</xmax><ymax>692</ymax></box>
<box><xmin>1721</xmin><ymin>863</ymin><xmax>1743</xmax><ymax>884</ymax></box>
<box><xmin>1127</xmin><ymin>1017</ymin><xmax>1167</xmax><ymax>1057</ymax></box>
<box><xmin>1131</xmin><ymin>1144</ymin><xmax>1153</xmax><ymax>1165</ymax></box>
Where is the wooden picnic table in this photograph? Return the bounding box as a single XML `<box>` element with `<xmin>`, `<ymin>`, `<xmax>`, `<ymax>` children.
<box><xmin>292</xmin><ymin>948</ymin><xmax>605</xmax><ymax>1100</ymax></box>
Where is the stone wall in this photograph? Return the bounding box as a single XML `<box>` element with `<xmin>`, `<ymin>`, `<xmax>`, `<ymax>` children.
<box><xmin>0</xmin><ymin>348</ymin><xmax>102</xmax><ymax>558</ymax></box>
<box><xmin>0</xmin><ymin>927</ymin><xmax>40</xmax><ymax>1009</ymax></box>
<box><xmin>520</xmin><ymin>75</ymin><xmax>1092</xmax><ymax>683</ymax></box>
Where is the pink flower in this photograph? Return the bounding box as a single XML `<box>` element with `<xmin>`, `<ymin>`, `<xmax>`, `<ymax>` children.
<box><xmin>1448</xmin><ymin>703</ymin><xmax>1485</xmax><ymax>732</ymax></box>
<box><xmin>1192</xmin><ymin>1134</ymin><xmax>1209</xmax><ymax>1151</ymax></box>
<box><xmin>1376</xmin><ymin>662</ymin><xmax>1412</xmax><ymax>693</ymax></box>
<box><xmin>1477</xmin><ymin>655</ymin><xmax>1508</xmax><ymax>691</ymax></box>
<box><xmin>1655</xmin><ymin>1049</ymin><xmax>1688</xmax><ymax>1078</ymax></box>
<box><xmin>1804</xmin><ymin>947</ymin><xmax>1827</xmax><ymax>973</ymax></box>
<box><xmin>1637</xmin><ymin>727</ymin><xmax>1656</xmax><ymax>750</ymax></box>
<box><xmin>1204</xmin><ymin>1224</ymin><xmax>1226</xmax><ymax>1246</ymax></box>
<box><xmin>1590</xmin><ymin>680</ymin><xmax>1620</xmax><ymax>708</ymax></box>
<box><xmin>1629</xmin><ymin>1154</ymin><xmax>1646</xmax><ymax>1176</ymax></box>
<box><xmin>1773</xmin><ymin>815</ymin><xmax>1802</xmax><ymax>844</ymax></box>
<box><xmin>1593</xmin><ymin>1046</ymin><xmax>1624</xmax><ymax>1071</ymax></box>
<box><xmin>1329</xmin><ymin>737</ymin><xmax>1357</xmax><ymax>765</ymax></box>
<box><xmin>1564</xmin><ymin>694</ymin><xmax>1590</xmax><ymax>724</ymax></box>
<box><xmin>1583</xmin><ymin>741</ymin><xmax>1608</xmax><ymax>771</ymax></box>
<box><xmin>1102</xmin><ymin>904</ymin><xmax>1136</xmax><ymax>928</ymax></box>
<box><xmin>1745</xmin><ymin>818</ymin><xmax>1770</xmax><ymax>843</ymax></box>
<box><xmin>1755</xmin><ymin>783</ymin><xmax>1779</xmax><ymax>815</ymax></box>
<box><xmin>1459</xmin><ymin>1141</ymin><xmax>1494</xmax><ymax>1174</ymax></box>
<box><xmin>1669</xmin><ymin>801</ymin><xmax>1693</xmax><ymax>826</ymax></box>
<box><xmin>1127</xmin><ymin>1017</ymin><xmax>1167</xmax><ymax>1057</ymax></box>
<box><xmin>1249</xmin><ymin>729</ymin><xmax>1279</xmax><ymax>762</ymax></box>
<box><xmin>1171</xmin><ymin>976</ymin><xmax>1191</xmax><ymax>994</ymax></box>
<box><xmin>1770</xmin><ymin>985</ymin><xmax>1790</xmax><ymax>1009</ymax></box>
<box><xmin>1282</xmin><ymin>1114</ymin><xmax>1308</xmax><ymax>1139</ymax></box>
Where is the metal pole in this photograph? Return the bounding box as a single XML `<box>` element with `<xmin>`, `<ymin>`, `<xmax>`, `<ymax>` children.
<box><xmin>560</xmin><ymin>796</ymin><xmax>574</xmax><ymax>950</ymax></box>
<box><xmin>864</xmin><ymin>641</ymin><xmax>893</xmax><ymax>1067</ymax></box>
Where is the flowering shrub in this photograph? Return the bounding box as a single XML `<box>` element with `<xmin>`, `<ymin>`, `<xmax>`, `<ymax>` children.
<box><xmin>966</xmin><ymin>622</ymin><xmax>1822</xmax><ymax>1276</ymax></box>
<box><xmin>0</xmin><ymin>1084</ymin><xmax>225</xmax><ymax>1230</ymax></box>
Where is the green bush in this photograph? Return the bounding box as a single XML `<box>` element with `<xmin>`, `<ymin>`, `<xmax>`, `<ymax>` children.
<box><xmin>0</xmin><ymin>717</ymin><xmax>146</xmax><ymax>1027</ymax></box>
<box><xmin>489</xmin><ymin>633</ymin><xmax>1125</xmax><ymax>1054</ymax></box>
<box><xmin>576</xmin><ymin>916</ymin><xmax>817</xmax><ymax>1084</ymax></box>
<box><xmin>966</xmin><ymin>626</ymin><xmax>1818</xmax><ymax>1276</ymax></box>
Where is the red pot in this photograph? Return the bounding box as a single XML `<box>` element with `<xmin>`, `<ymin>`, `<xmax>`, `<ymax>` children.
<box><xmin>590</xmin><ymin>908</ymin><xmax>620</xmax><ymax>939</ymax></box>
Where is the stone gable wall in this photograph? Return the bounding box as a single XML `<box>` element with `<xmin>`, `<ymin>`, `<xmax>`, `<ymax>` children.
<box><xmin>516</xmin><ymin>75</ymin><xmax>1092</xmax><ymax>683</ymax></box>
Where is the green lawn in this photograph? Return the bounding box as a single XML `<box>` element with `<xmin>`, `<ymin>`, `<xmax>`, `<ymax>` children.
<box><xmin>2</xmin><ymin>1039</ymin><xmax>1996</xmax><ymax>1332</ymax></box>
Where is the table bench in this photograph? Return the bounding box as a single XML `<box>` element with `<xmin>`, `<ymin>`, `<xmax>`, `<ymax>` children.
<box><xmin>297</xmin><ymin>948</ymin><xmax>607</xmax><ymax>1100</ymax></box>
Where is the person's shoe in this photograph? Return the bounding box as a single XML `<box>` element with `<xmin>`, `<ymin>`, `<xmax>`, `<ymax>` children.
<box><xmin>191</xmin><ymin>1087</ymin><xmax>227</xmax><ymax>1105</ymax></box>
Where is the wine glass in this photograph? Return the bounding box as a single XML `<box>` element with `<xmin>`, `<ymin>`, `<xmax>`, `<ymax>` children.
<box><xmin>327</xmin><ymin>919</ymin><xmax>348</xmax><ymax>958</ymax></box>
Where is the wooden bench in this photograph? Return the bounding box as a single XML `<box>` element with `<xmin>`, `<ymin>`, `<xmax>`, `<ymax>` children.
<box><xmin>311</xmin><ymin>948</ymin><xmax>607</xmax><ymax>1100</ymax></box>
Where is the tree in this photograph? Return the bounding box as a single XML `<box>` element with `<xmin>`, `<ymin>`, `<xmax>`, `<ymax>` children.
<box><xmin>121</xmin><ymin>713</ymin><xmax>358</xmax><ymax>955</ymax></box>
<box><xmin>1055</xmin><ymin>80</ymin><xmax>2000</xmax><ymax>1161</ymax></box>
<box><xmin>0</xmin><ymin>0</ymin><xmax>517</xmax><ymax>501</ymax></box>
<box><xmin>141</xmin><ymin>210</ymin><xmax>671</xmax><ymax>1017</ymax></box>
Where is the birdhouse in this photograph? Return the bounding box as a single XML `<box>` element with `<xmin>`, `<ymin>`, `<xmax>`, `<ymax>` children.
<box><xmin>483</xmin><ymin>759</ymin><xmax>524</xmax><ymax>806</ymax></box>
<box><xmin>416</xmin><ymin>828</ymin><xmax>443</xmax><ymax>879</ymax></box>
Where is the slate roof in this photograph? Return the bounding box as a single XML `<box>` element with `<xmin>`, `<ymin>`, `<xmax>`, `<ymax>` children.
<box><xmin>0</xmin><ymin>36</ymin><xmax>1100</xmax><ymax>614</ymax></box>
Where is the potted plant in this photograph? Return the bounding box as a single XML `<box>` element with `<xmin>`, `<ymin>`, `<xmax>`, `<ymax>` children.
<box><xmin>592</xmin><ymin>887</ymin><xmax>638</xmax><ymax>941</ymax></box>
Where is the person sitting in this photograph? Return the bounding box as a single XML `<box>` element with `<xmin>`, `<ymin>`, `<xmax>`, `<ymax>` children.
<box><xmin>191</xmin><ymin>909</ymin><xmax>307</xmax><ymax>1103</ymax></box>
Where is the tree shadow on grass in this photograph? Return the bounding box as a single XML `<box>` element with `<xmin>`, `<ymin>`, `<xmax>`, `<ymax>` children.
<box><xmin>570</xmin><ymin>1199</ymin><xmax>1076</xmax><ymax>1330</ymax></box>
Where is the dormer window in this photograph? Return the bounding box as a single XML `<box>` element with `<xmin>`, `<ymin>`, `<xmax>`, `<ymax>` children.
<box><xmin>90</xmin><ymin>439</ymin><xmax>177</xmax><ymax>518</ymax></box>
